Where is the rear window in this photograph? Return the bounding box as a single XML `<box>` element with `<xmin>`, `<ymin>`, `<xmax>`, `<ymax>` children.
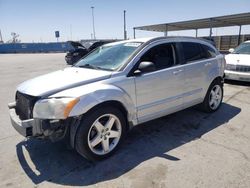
<box><xmin>182</xmin><ymin>42</ymin><xmax>206</xmax><ymax>63</ymax></box>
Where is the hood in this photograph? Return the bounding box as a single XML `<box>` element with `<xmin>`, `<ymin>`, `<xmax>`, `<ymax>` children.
<box><xmin>68</xmin><ymin>41</ymin><xmax>84</xmax><ymax>48</ymax></box>
<box><xmin>17</xmin><ymin>67</ymin><xmax>112</xmax><ymax>97</ymax></box>
<box><xmin>225</xmin><ymin>54</ymin><xmax>250</xmax><ymax>66</ymax></box>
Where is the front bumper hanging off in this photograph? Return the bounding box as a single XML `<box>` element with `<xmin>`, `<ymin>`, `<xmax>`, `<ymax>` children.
<box><xmin>8</xmin><ymin>102</ymin><xmax>69</xmax><ymax>142</ymax></box>
<box><xmin>8</xmin><ymin>102</ymin><xmax>43</xmax><ymax>137</ymax></box>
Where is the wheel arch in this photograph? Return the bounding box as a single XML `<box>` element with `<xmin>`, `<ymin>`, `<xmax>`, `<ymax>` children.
<box><xmin>85</xmin><ymin>100</ymin><xmax>129</xmax><ymax>125</ymax></box>
<box><xmin>69</xmin><ymin>100</ymin><xmax>131</xmax><ymax>149</ymax></box>
<box><xmin>202</xmin><ymin>76</ymin><xmax>224</xmax><ymax>102</ymax></box>
<box><xmin>199</xmin><ymin>76</ymin><xmax>224</xmax><ymax>113</ymax></box>
<box><xmin>210</xmin><ymin>76</ymin><xmax>224</xmax><ymax>86</ymax></box>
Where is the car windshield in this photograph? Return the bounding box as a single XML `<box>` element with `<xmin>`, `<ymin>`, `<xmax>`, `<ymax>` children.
<box><xmin>74</xmin><ymin>42</ymin><xmax>142</xmax><ymax>71</ymax></box>
<box><xmin>233</xmin><ymin>42</ymin><xmax>250</xmax><ymax>55</ymax></box>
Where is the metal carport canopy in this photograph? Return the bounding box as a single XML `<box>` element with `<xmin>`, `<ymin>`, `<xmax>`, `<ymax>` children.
<box><xmin>134</xmin><ymin>12</ymin><xmax>250</xmax><ymax>33</ymax></box>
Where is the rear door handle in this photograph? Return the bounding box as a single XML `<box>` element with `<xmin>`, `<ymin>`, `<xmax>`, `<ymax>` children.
<box><xmin>173</xmin><ymin>69</ymin><xmax>183</xmax><ymax>75</ymax></box>
<box><xmin>205</xmin><ymin>62</ymin><xmax>212</xmax><ymax>66</ymax></box>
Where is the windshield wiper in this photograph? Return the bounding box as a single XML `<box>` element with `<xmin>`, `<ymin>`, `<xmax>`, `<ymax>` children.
<box><xmin>78</xmin><ymin>64</ymin><xmax>101</xmax><ymax>70</ymax></box>
<box><xmin>77</xmin><ymin>64</ymin><xmax>113</xmax><ymax>71</ymax></box>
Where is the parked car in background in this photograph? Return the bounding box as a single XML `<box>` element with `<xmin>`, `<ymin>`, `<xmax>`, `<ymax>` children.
<box><xmin>9</xmin><ymin>37</ymin><xmax>225</xmax><ymax>161</ymax></box>
<box><xmin>65</xmin><ymin>41</ymin><xmax>88</xmax><ymax>65</ymax></box>
<box><xmin>225</xmin><ymin>41</ymin><xmax>250</xmax><ymax>82</ymax></box>
<box><xmin>65</xmin><ymin>40</ymin><xmax>117</xmax><ymax>65</ymax></box>
<box><xmin>201</xmin><ymin>37</ymin><xmax>216</xmax><ymax>47</ymax></box>
<box><xmin>87</xmin><ymin>40</ymin><xmax>116</xmax><ymax>52</ymax></box>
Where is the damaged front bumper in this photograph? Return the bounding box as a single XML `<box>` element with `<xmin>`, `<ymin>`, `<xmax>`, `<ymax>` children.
<box><xmin>9</xmin><ymin>102</ymin><xmax>44</xmax><ymax>137</ymax></box>
<box><xmin>8</xmin><ymin>102</ymin><xmax>68</xmax><ymax>141</ymax></box>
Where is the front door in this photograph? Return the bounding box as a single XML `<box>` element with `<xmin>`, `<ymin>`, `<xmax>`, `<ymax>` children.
<box><xmin>133</xmin><ymin>43</ymin><xmax>185</xmax><ymax>123</ymax></box>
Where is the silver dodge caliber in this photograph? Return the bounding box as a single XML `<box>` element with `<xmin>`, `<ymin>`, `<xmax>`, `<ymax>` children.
<box><xmin>9</xmin><ymin>37</ymin><xmax>225</xmax><ymax>161</ymax></box>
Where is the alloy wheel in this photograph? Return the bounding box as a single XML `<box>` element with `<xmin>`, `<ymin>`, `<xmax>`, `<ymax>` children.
<box><xmin>209</xmin><ymin>85</ymin><xmax>222</xmax><ymax>110</ymax></box>
<box><xmin>87</xmin><ymin>114</ymin><xmax>122</xmax><ymax>155</ymax></box>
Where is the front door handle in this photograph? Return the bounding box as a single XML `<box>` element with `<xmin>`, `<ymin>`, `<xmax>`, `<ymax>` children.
<box><xmin>173</xmin><ymin>69</ymin><xmax>183</xmax><ymax>75</ymax></box>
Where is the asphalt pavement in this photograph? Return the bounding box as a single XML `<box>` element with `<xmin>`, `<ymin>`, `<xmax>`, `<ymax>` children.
<box><xmin>0</xmin><ymin>53</ymin><xmax>250</xmax><ymax>188</ymax></box>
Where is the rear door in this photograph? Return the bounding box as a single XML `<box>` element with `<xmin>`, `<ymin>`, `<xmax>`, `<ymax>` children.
<box><xmin>179</xmin><ymin>42</ymin><xmax>216</xmax><ymax>107</ymax></box>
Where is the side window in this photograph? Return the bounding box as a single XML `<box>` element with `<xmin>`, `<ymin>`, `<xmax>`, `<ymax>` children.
<box><xmin>140</xmin><ymin>43</ymin><xmax>175</xmax><ymax>70</ymax></box>
<box><xmin>201</xmin><ymin>44</ymin><xmax>217</xmax><ymax>58</ymax></box>
<box><xmin>182</xmin><ymin>42</ymin><xmax>206</xmax><ymax>63</ymax></box>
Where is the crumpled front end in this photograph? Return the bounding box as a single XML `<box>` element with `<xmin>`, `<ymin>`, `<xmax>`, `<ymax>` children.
<box><xmin>8</xmin><ymin>91</ymin><xmax>71</xmax><ymax>141</ymax></box>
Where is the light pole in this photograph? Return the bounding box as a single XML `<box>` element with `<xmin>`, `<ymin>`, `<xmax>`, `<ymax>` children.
<box><xmin>91</xmin><ymin>6</ymin><xmax>96</xmax><ymax>39</ymax></box>
<box><xmin>0</xmin><ymin>29</ymin><xmax>3</xmax><ymax>43</ymax></box>
<box><xmin>124</xmin><ymin>10</ymin><xmax>127</xmax><ymax>40</ymax></box>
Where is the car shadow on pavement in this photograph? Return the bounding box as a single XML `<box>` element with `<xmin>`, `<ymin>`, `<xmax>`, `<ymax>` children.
<box><xmin>225</xmin><ymin>80</ymin><xmax>250</xmax><ymax>87</ymax></box>
<box><xmin>16</xmin><ymin>103</ymin><xmax>240</xmax><ymax>186</ymax></box>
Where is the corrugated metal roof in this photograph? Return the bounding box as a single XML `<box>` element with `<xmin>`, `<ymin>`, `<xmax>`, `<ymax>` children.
<box><xmin>134</xmin><ymin>12</ymin><xmax>250</xmax><ymax>32</ymax></box>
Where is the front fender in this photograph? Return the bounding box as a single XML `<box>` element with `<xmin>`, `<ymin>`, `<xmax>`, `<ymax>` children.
<box><xmin>67</xmin><ymin>84</ymin><xmax>137</xmax><ymax>124</ymax></box>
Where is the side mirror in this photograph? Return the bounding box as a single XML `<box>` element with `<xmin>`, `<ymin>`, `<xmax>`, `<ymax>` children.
<box><xmin>134</xmin><ymin>61</ymin><xmax>156</xmax><ymax>75</ymax></box>
<box><xmin>229</xmin><ymin>48</ymin><xmax>234</xmax><ymax>53</ymax></box>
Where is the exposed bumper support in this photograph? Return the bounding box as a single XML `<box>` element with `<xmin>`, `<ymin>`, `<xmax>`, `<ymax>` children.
<box><xmin>9</xmin><ymin>102</ymin><xmax>43</xmax><ymax>137</ymax></box>
<box><xmin>8</xmin><ymin>102</ymin><xmax>69</xmax><ymax>141</ymax></box>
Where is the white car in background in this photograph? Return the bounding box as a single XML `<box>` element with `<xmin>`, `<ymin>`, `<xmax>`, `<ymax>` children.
<box><xmin>225</xmin><ymin>41</ymin><xmax>250</xmax><ymax>82</ymax></box>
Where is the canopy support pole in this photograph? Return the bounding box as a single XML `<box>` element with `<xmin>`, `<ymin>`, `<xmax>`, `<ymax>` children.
<box><xmin>195</xmin><ymin>29</ymin><xmax>198</xmax><ymax>38</ymax></box>
<box><xmin>164</xmin><ymin>24</ymin><xmax>168</xmax><ymax>37</ymax></box>
<box><xmin>209</xmin><ymin>18</ymin><xmax>213</xmax><ymax>39</ymax></box>
<box><xmin>238</xmin><ymin>25</ymin><xmax>242</xmax><ymax>45</ymax></box>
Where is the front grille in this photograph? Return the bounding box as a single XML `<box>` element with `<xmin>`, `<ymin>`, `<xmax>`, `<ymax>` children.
<box><xmin>235</xmin><ymin>65</ymin><xmax>250</xmax><ymax>72</ymax></box>
<box><xmin>226</xmin><ymin>64</ymin><xmax>236</xmax><ymax>71</ymax></box>
<box><xmin>15</xmin><ymin>91</ymin><xmax>38</xmax><ymax>120</ymax></box>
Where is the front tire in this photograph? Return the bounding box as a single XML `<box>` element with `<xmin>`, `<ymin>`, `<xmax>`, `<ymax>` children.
<box><xmin>75</xmin><ymin>106</ymin><xmax>126</xmax><ymax>161</ymax></box>
<box><xmin>200</xmin><ymin>80</ymin><xmax>223</xmax><ymax>113</ymax></box>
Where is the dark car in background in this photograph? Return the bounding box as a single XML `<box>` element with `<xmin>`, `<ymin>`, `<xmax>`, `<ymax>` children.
<box><xmin>65</xmin><ymin>40</ymin><xmax>117</xmax><ymax>65</ymax></box>
<box><xmin>201</xmin><ymin>37</ymin><xmax>216</xmax><ymax>47</ymax></box>
<box><xmin>87</xmin><ymin>41</ymin><xmax>113</xmax><ymax>52</ymax></box>
<box><xmin>65</xmin><ymin>41</ymin><xmax>88</xmax><ymax>65</ymax></box>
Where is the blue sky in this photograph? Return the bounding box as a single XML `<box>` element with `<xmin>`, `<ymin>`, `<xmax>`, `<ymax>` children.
<box><xmin>0</xmin><ymin>0</ymin><xmax>250</xmax><ymax>42</ymax></box>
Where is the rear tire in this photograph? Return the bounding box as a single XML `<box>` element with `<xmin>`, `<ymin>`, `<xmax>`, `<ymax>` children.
<box><xmin>200</xmin><ymin>80</ymin><xmax>223</xmax><ymax>113</ymax></box>
<box><xmin>75</xmin><ymin>106</ymin><xmax>126</xmax><ymax>161</ymax></box>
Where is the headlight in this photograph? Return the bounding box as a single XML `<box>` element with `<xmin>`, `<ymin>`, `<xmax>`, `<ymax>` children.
<box><xmin>33</xmin><ymin>97</ymin><xmax>79</xmax><ymax>119</ymax></box>
<box><xmin>73</xmin><ymin>52</ymin><xmax>79</xmax><ymax>56</ymax></box>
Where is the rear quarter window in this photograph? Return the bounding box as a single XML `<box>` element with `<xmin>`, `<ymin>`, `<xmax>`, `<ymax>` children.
<box><xmin>201</xmin><ymin>44</ymin><xmax>217</xmax><ymax>58</ymax></box>
<box><xmin>182</xmin><ymin>42</ymin><xmax>206</xmax><ymax>63</ymax></box>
